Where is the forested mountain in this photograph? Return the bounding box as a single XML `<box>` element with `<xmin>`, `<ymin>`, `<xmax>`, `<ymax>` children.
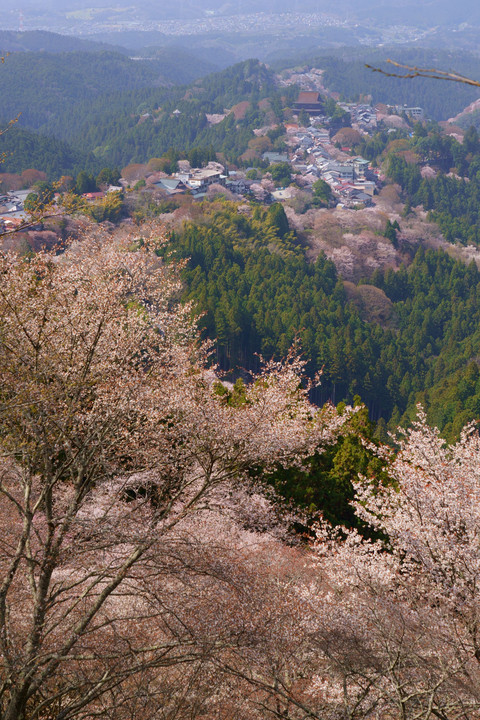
<box><xmin>5</xmin><ymin>46</ymin><xmax>480</xmax><ymax>442</ymax></box>
<box><xmin>0</xmin><ymin>123</ymin><xmax>94</xmax><ymax>177</ymax></box>
<box><xmin>0</xmin><ymin>56</ymin><xmax>285</xmax><ymax>172</ymax></box>
<box><xmin>0</xmin><ymin>30</ymin><xmax>127</xmax><ymax>54</ymax></box>
<box><xmin>0</xmin><ymin>51</ymin><xmax>174</xmax><ymax>130</ymax></box>
<box><xmin>371</xmin><ymin>126</ymin><xmax>480</xmax><ymax>245</ymax></box>
<box><xmin>163</xmin><ymin>202</ymin><xmax>480</xmax><ymax>439</ymax></box>
<box><xmin>4</xmin><ymin>19</ymin><xmax>480</xmax><ymax>717</ymax></box>
<box><xmin>0</xmin><ymin>46</ymin><xmax>227</xmax><ymax>133</ymax></box>
<box><xmin>2</xmin><ymin>44</ymin><xmax>480</xmax><ymax>177</ymax></box>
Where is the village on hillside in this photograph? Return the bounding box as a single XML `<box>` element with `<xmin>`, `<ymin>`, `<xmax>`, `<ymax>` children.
<box><xmin>0</xmin><ymin>85</ymin><xmax>425</xmax><ymax>232</ymax></box>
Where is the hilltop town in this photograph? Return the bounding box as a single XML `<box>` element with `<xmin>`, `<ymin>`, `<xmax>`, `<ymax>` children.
<box><xmin>0</xmin><ymin>84</ymin><xmax>426</xmax><ymax>238</ymax></box>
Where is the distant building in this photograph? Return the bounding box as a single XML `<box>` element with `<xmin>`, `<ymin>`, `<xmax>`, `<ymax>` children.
<box><xmin>352</xmin><ymin>180</ymin><xmax>376</xmax><ymax>197</ymax></box>
<box><xmin>328</xmin><ymin>163</ymin><xmax>355</xmax><ymax>182</ymax></box>
<box><xmin>152</xmin><ymin>178</ymin><xmax>187</xmax><ymax>195</ymax></box>
<box><xmin>338</xmin><ymin>187</ymin><xmax>373</xmax><ymax>207</ymax></box>
<box><xmin>262</xmin><ymin>152</ymin><xmax>289</xmax><ymax>164</ymax></box>
<box><xmin>394</xmin><ymin>105</ymin><xmax>424</xmax><ymax>120</ymax></box>
<box><xmin>82</xmin><ymin>192</ymin><xmax>105</xmax><ymax>201</ymax></box>
<box><xmin>173</xmin><ymin>163</ymin><xmax>227</xmax><ymax>192</ymax></box>
<box><xmin>293</xmin><ymin>91</ymin><xmax>324</xmax><ymax>117</ymax></box>
<box><xmin>225</xmin><ymin>178</ymin><xmax>252</xmax><ymax>195</ymax></box>
<box><xmin>187</xmin><ymin>168</ymin><xmax>226</xmax><ymax>189</ymax></box>
<box><xmin>0</xmin><ymin>216</ymin><xmax>25</xmax><ymax>229</ymax></box>
<box><xmin>352</xmin><ymin>157</ymin><xmax>370</xmax><ymax>180</ymax></box>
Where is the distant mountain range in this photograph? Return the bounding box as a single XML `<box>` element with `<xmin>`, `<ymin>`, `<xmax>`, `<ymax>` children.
<box><xmin>0</xmin><ymin>30</ymin><xmax>127</xmax><ymax>54</ymax></box>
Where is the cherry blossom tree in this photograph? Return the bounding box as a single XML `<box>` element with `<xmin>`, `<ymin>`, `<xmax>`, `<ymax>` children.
<box><xmin>221</xmin><ymin>410</ymin><xmax>480</xmax><ymax>720</ymax></box>
<box><xmin>0</xmin><ymin>227</ymin><xmax>346</xmax><ymax>720</ymax></box>
<box><xmin>308</xmin><ymin>408</ymin><xmax>480</xmax><ymax>720</ymax></box>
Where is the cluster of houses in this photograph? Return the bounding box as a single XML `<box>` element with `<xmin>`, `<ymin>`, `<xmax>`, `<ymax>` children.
<box><xmin>269</xmin><ymin>96</ymin><xmax>423</xmax><ymax>207</ymax></box>
<box><xmin>142</xmin><ymin>93</ymin><xmax>416</xmax><ymax>209</ymax></box>
<box><xmin>285</xmin><ymin>120</ymin><xmax>378</xmax><ymax>208</ymax></box>
<box><xmin>340</xmin><ymin>103</ymin><xmax>378</xmax><ymax>129</ymax></box>
<box><xmin>137</xmin><ymin>130</ymin><xmax>378</xmax><ymax>209</ymax></box>
<box><xmin>0</xmin><ymin>92</ymin><xmax>424</xmax><ymax>232</ymax></box>
<box><xmin>0</xmin><ymin>190</ymin><xmax>29</xmax><ymax>232</ymax></box>
<box><xmin>146</xmin><ymin>162</ymin><xmax>229</xmax><ymax>199</ymax></box>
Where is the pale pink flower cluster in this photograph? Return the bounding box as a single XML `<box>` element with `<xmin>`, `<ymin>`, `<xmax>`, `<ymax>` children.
<box><xmin>308</xmin><ymin>407</ymin><xmax>480</xmax><ymax>720</ymax></box>
<box><xmin>0</xmin><ymin>231</ymin><xmax>347</xmax><ymax>720</ymax></box>
<box><xmin>5</xmin><ymin>227</ymin><xmax>480</xmax><ymax>720</ymax></box>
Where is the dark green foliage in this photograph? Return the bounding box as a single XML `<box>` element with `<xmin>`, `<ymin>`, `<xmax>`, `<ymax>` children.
<box><xmin>0</xmin><ymin>51</ymin><xmax>165</xmax><ymax>131</ymax></box>
<box><xmin>24</xmin><ymin>181</ymin><xmax>53</xmax><ymax>211</ymax></box>
<box><xmin>0</xmin><ymin>57</ymin><xmax>282</xmax><ymax>175</ymax></box>
<box><xmin>269</xmin><ymin>162</ymin><xmax>291</xmax><ymax>187</ymax></box>
<box><xmin>354</xmin><ymin>128</ymin><xmax>405</xmax><ymax>163</ymax></box>
<box><xmin>163</xmin><ymin>204</ymin><xmax>480</xmax><ymax>435</ymax></box>
<box><xmin>32</xmin><ymin>180</ymin><xmax>53</xmax><ymax>207</ymax></box>
<box><xmin>312</xmin><ymin>178</ymin><xmax>332</xmax><ymax>206</ymax></box>
<box><xmin>422</xmin><ymin>362</ymin><xmax>480</xmax><ymax>441</ymax></box>
<box><xmin>40</xmin><ymin>60</ymin><xmax>281</xmax><ymax>170</ymax></box>
<box><xmin>264</xmin><ymin>403</ymin><xmax>389</xmax><ymax>528</ymax></box>
<box><xmin>266</xmin><ymin>203</ymin><xmax>290</xmax><ymax>238</ymax></box>
<box><xmin>384</xmin><ymin>219</ymin><xmax>400</xmax><ymax>247</ymax></box>
<box><xmin>463</xmin><ymin>126</ymin><xmax>480</xmax><ymax>154</ymax></box>
<box><xmin>24</xmin><ymin>193</ymin><xmax>39</xmax><ymax>212</ymax></box>
<box><xmin>0</xmin><ymin>123</ymin><xmax>94</xmax><ymax>179</ymax></box>
<box><xmin>324</xmin><ymin>97</ymin><xmax>351</xmax><ymax>130</ymax></box>
<box><xmin>298</xmin><ymin>109</ymin><xmax>310</xmax><ymax>127</ymax></box>
<box><xmin>386</xmin><ymin>133</ymin><xmax>480</xmax><ymax>245</ymax></box>
<box><xmin>187</xmin><ymin>146</ymin><xmax>217</xmax><ymax>168</ymax></box>
<box><xmin>96</xmin><ymin>167</ymin><xmax>121</xmax><ymax>186</ymax></box>
<box><xmin>75</xmin><ymin>171</ymin><xmax>97</xmax><ymax>194</ymax></box>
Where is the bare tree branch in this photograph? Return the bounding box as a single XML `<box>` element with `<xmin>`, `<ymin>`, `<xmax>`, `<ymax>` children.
<box><xmin>365</xmin><ymin>58</ymin><xmax>480</xmax><ymax>87</ymax></box>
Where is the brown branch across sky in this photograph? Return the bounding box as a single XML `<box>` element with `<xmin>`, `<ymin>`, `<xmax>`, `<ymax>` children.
<box><xmin>365</xmin><ymin>59</ymin><xmax>480</xmax><ymax>88</ymax></box>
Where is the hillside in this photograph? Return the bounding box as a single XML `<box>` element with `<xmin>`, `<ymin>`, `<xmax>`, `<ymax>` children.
<box><xmin>0</xmin><ymin>29</ymin><xmax>128</xmax><ymax>54</ymax></box>
<box><xmin>276</xmin><ymin>48</ymin><xmax>480</xmax><ymax>122</ymax></box>
<box><xmin>7</xmin><ymin>59</ymin><xmax>284</xmax><ymax>171</ymax></box>
<box><xmin>0</xmin><ymin>123</ymin><xmax>94</xmax><ymax>178</ymax></box>
<box><xmin>0</xmin><ymin>48</ymin><xmax>222</xmax><ymax>132</ymax></box>
<box><xmin>0</xmin><ymin>51</ymin><xmax>167</xmax><ymax>130</ymax></box>
<box><xmin>6</xmin><ymin>47</ymin><xmax>480</xmax><ymax>441</ymax></box>
<box><xmin>3</xmin><ymin>46</ymin><xmax>480</xmax><ymax>178</ymax></box>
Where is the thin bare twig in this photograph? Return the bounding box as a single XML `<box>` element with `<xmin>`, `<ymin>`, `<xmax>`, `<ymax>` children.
<box><xmin>365</xmin><ymin>59</ymin><xmax>480</xmax><ymax>88</ymax></box>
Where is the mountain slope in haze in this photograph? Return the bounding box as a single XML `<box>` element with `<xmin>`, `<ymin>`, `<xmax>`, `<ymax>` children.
<box><xmin>0</xmin><ymin>123</ymin><xmax>94</xmax><ymax>179</ymax></box>
<box><xmin>0</xmin><ymin>30</ymin><xmax>128</xmax><ymax>54</ymax></box>
<box><xmin>0</xmin><ymin>58</ymin><xmax>281</xmax><ymax>173</ymax></box>
<box><xmin>0</xmin><ymin>49</ymin><xmax>219</xmax><ymax>131</ymax></box>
